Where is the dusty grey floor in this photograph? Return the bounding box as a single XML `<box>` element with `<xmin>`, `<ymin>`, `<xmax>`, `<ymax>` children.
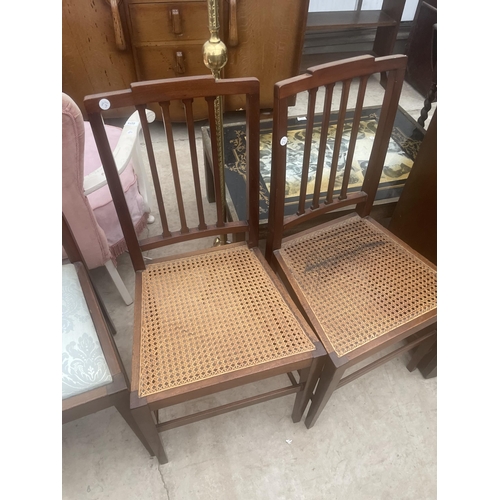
<box><xmin>62</xmin><ymin>75</ymin><xmax>437</xmax><ymax>500</ymax></box>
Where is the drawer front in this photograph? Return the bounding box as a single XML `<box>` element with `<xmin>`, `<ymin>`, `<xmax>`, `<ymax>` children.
<box><xmin>129</xmin><ymin>2</ymin><xmax>208</xmax><ymax>43</ymax></box>
<box><xmin>135</xmin><ymin>44</ymin><xmax>209</xmax><ymax>79</ymax></box>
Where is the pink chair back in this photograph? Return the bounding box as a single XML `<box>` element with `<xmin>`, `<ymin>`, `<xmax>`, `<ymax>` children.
<box><xmin>62</xmin><ymin>93</ymin><xmax>111</xmax><ymax>269</ymax></box>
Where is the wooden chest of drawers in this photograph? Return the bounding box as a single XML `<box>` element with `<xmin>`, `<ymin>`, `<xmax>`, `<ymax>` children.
<box><xmin>63</xmin><ymin>0</ymin><xmax>309</xmax><ymax>121</ymax></box>
<box><xmin>126</xmin><ymin>0</ymin><xmax>212</xmax><ymax>120</ymax></box>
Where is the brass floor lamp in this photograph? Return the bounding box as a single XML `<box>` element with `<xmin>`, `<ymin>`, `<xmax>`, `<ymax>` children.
<box><xmin>203</xmin><ymin>0</ymin><xmax>229</xmax><ymax>245</ymax></box>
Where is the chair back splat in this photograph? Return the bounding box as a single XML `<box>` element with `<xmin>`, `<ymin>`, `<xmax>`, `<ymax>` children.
<box><xmin>266</xmin><ymin>55</ymin><xmax>407</xmax><ymax>261</ymax></box>
<box><xmin>85</xmin><ymin>76</ymin><xmax>261</xmax><ymax>272</ymax></box>
<box><xmin>84</xmin><ymin>75</ymin><xmax>325</xmax><ymax>464</ymax></box>
<box><xmin>264</xmin><ymin>55</ymin><xmax>437</xmax><ymax>429</ymax></box>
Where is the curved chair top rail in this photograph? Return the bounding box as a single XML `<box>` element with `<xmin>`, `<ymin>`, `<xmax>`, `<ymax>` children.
<box><xmin>84</xmin><ymin>76</ymin><xmax>259</xmax><ymax>113</ymax></box>
<box><xmin>274</xmin><ymin>54</ymin><xmax>407</xmax><ymax>99</ymax></box>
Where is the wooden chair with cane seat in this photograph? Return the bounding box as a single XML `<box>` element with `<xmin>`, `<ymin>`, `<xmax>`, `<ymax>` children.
<box><xmin>265</xmin><ymin>55</ymin><xmax>437</xmax><ymax>428</ymax></box>
<box><xmin>84</xmin><ymin>75</ymin><xmax>326</xmax><ymax>464</ymax></box>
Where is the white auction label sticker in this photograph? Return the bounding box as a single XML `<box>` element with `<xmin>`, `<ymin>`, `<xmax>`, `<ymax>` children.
<box><xmin>99</xmin><ymin>99</ymin><xmax>111</xmax><ymax>110</ymax></box>
<box><xmin>280</xmin><ymin>136</ymin><xmax>288</xmax><ymax>146</ymax></box>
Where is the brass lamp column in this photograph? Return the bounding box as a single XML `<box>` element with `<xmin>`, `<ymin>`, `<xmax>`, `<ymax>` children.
<box><xmin>203</xmin><ymin>0</ymin><xmax>228</xmax><ymax>245</ymax></box>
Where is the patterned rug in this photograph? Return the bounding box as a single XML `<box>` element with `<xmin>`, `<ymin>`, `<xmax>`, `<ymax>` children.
<box><xmin>214</xmin><ymin>105</ymin><xmax>425</xmax><ymax>222</ymax></box>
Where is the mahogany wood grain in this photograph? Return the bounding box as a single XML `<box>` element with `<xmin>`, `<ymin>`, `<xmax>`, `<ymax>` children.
<box><xmin>417</xmin><ymin>342</ymin><xmax>437</xmax><ymax>379</ymax></box>
<box><xmin>338</xmin><ymin>75</ymin><xmax>368</xmax><ymax>201</ymax></box>
<box><xmin>326</xmin><ymin>78</ymin><xmax>351</xmax><ymax>202</ymax></box>
<box><xmin>265</xmin><ymin>55</ymin><xmax>407</xmax><ymax>260</ymax></box>
<box><xmin>245</xmin><ymin>91</ymin><xmax>262</xmax><ymax>248</ymax></box>
<box><xmin>407</xmin><ymin>327</ymin><xmax>437</xmax><ymax>379</ymax></box>
<box><xmin>157</xmin><ymin>385</ymin><xmax>302</xmax><ymax>432</ymax></box>
<box><xmin>159</xmin><ymin>101</ymin><xmax>189</xmax><ymax>233</ymax></box>
<box><xmin>356</xmin><ymin>64</ymin><xmax>406</xmax><ymax>217</ymax></box>
<box><xmin>142</xmin><ymin>353</ymin><xmax>316</xmax><ymax>411</ymax></box>
<box><xmin>264</xmin><ymin>55</ymin><xmax>437</xmax><ymax>428</ymax></box>
<box><xmin>298</xmin><ymin>88</ymin><xmax>318</xmax><ymax>216</ymax></box>
<box><xmin>312</xmin><ymin>83</ymin><xmax>334</xmax><ymax>209</ymax></box>
<box><xmin>84</xmin><ymin>75</ymin><xmax>326</xmax><ymax>462</ymax></box>
<box><xmin>336</xmin><ymin>328</ymin><xmax>436</xmax><ymax>388</ymax></box>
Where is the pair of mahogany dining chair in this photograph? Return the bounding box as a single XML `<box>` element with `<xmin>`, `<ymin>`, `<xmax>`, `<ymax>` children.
<box><xmin>79</xmin><ymin>54</ymin><xmax>437</xmax><ymax>464</ymax></box>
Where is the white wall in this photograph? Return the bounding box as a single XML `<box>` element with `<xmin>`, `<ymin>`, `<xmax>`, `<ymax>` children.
<box><xmin>308</xmin><ymin>0</ymin><xmax>419</xmax><ymax>21</ymax></box>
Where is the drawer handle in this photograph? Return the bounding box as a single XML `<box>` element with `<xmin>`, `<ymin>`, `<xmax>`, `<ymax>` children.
<box><xmin>171</xmin><ymin>9</ymin><xmax>183</xmax><ymax>35</ymax></box>
<box><xmin>228</xmin><ymin>0</ymin><xmax>239</xmax><ymax>47</ymax></box>
<box><xmin>106</xmin><ymin>0</ymin><xmax>126</xmax><ymax>51</ymax></box>
<box><xmin>175</xmin><ymin>51</ymin><xmax>185</xmax><ymax>74</ymax></box>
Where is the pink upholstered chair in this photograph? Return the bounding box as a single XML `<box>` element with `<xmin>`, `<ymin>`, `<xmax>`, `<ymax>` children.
<box><xmin>62</xmin><ymin>93</ymin><xmax>154</xmax><ymax>305</ymax></box>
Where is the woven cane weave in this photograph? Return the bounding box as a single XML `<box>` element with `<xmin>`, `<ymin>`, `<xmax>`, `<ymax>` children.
<box><xmin>138</xmin><ymin>246</ymin><xmax>315</xmax><ymax>397</ymax></box>
<box><xmin>279</xmin><ymin>216</ymin><xmax>437</xmax><ymax>357</ymax></box>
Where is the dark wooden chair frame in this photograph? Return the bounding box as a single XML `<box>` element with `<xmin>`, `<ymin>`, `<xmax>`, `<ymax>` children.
<box><xmin>265</xmin><ymin>55</ymin><xmax>437</xmax><ymax>428</ymax></box>
<box><xmin>84</xmin><ymin>75</ymin><xmax>326</xmax><ymax>464</ymax></box>
<box><xmin>62</xmin><ymin>214</ymin><xmax>155</xmax><ymax>458</ymax></box>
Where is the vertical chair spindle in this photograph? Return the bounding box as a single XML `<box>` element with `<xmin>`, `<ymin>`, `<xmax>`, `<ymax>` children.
<box><xmin>183</xmin><ymin>98</ymin><xmax>208</xmax><ymax>230</ymax></box>
<box><xmin>137</xmin><ymin>105</ymin><xmax>171</xmax><ymax>237</ymax></box>
<box><xmin>326</xmin><ymin>79</ymin><xmax>351</xmax><ymax>204</ymax></box>
<box><xmin>312</xmin><ymin>83</ymin><xmax>334</xmax><ymax>210</ymax></box>
<box><xmin>339</xmin><ymin>75</ymin><xmax>369</xmax><ymax>200</ymax></box>
<box><xmin>160</xmin><ymin>101</ymin><xmax>189</xmax><ymax>234</ymax></box>
<box><xmin>297</xmin><ymin>88</ymin><xmax>318</xmax><ymax>216</ymax></box>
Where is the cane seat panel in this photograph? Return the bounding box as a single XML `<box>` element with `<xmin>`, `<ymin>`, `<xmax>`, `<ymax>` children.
<box><xmin>278</xmin><ymin>215</ymin><xmax>437</xmax><ymax>357</ymax></box>
<box><xmin>138</xmin><ymin>245</ymin><xmax>316</xmax><ymax>397</ymax></box>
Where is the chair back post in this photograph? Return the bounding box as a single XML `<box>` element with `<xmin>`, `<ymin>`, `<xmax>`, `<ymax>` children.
<box><xmin>355</xmin><ymin>62</ymin><xmax>407</xmax><ymax>217</ymax></box>
<box><xmin>265</xmin><ymin>86</ymin><xmax>289</xmax><ymax>262</ymax></box>
<box><xmin>245</xmin><ymin>89</ymin><xmax>261</xmax><ymax>248</ymax></box>
<box><xmin>86</xmin><ymin>111</ymin><xmax>147</xmax><ymax>272</ymax></box>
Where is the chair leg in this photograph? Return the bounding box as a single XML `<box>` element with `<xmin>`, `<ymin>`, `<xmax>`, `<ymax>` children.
<box><xmin>90</xmin><ymin>274</ymin><xmax>118</xmax><ymax>335</ymax></box>
<box><xmin>130</xmin><ymin>403</ymin><xmax>168</xmax><ymax>465</ymax></box>
<box><xmin>112</xmin><ymin>392</ymin><xmax>156</xmax><ymax>458</ymax></box>
<box><xmin>304</xmin><ymin>358</ymin><xmax>345</xmax><ymax>429</ymax></box>
<box><xmin>104</xmin><ymin>260</ymin><xmax>133</xmax><ymax>305</ymax></box>
<box><xmin>407</xmin><ymin>333</ymin><xmax>437</xmax><ymax>372</ymax></box>
<box><xmin>417</xmin><ymin>342</ymin><xmax>437</xmax><ymax>379</ymax></box>
<box><xmin>292</xmin><ymin>357</ymin><xmax>324</xmax><ymax>423</ymax></box>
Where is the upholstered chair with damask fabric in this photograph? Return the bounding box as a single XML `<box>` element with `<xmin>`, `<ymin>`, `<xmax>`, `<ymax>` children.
<box><xmin>62</xmin><ymin>213</ymin><xmax>162</xmax><ymax>460</ymax></box>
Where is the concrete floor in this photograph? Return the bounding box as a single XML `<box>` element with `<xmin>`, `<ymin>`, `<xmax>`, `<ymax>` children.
<box><xmin>62</xmin><ymin>74</ymin><xmax>437</xmax><ymax>500</ymax></box>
